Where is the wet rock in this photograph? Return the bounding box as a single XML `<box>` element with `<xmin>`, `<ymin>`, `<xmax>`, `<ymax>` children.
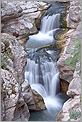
<box><xmin>58</xmin><ymin>64</ymin><xmax>74</xmax><ymax>83</ymax></box>
<box><xmin>55</xmin><ymin>29</ymin><xmax>68</xmax><ymax>51</ymax></box>
<box><xmin>60</xmin><ymin>79</ymin><xmax>69</xmax><ymax>94</ymax></box>
<box><xmin>35</xmin><ymin>17</ymin><xmax>41</xmax><ymax>30</ymax></box>
<box><xmin>56</xmin><ymin>0</ymin><xmax>70</xmax><ymax>2</ymax></box>
<box><xmin>22</xmin><ymin>84</ymin><xmax>46</xmax><ymax>111</ymax></box>
<box><xmin>32</xmin><ymin>90</ymin><xmax>46</xmax><ymax>110</ymax></box>
<box><xmin>22</xmin><ymin>85</ymin><xmax>36</xmax><ymax>110</ymax></box>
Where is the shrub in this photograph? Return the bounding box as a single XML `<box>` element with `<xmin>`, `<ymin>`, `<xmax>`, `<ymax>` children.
<box><xmin>69</xmin><ymin>109</ymin><xmax>81</xmax><ymax>120</ymax></box>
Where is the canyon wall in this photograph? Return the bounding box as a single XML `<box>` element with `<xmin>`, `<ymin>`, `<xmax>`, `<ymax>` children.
<box><xmin>1</xmin><ymin>1</ymin><xmax>49</xmax><ymax>121</ymax></box>
<box><xmin>56</xmin><ymin>0</ymin><xmax>81</xmax><ymax>121</ymax></box>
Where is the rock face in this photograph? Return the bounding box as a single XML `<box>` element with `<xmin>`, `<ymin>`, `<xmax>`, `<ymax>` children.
<box><xmin>32</xmin><ymin>90</ymin><xmax>46</xmax><ymax>111</ymax></box>
<box><xmin>56</xmin><ymin>69</ymin><xmax>81</xmax><ymax>121</ymax></box>
<box><xmin>1</xmin><ymin>1</ymin><xmax>49</xmax><ymax>120</ymax></box>
<box><xmin>67</xmin><ymin>1</ymin><xmax>81</xmax><ymax>29</ymax></box>
<box><xmin>1</xmin><ymin>1</ymin><xmax>50</xmax><ymax>44</ymax></box>
<box><xmin>1</xmin><ymin>33</ymin><xmax>46</xmax><ymax>121</ymax></box>
<box><xmin>56</xmin><ymin>0</ymin><xmax>81</xmax><ymax>121</ymax></box>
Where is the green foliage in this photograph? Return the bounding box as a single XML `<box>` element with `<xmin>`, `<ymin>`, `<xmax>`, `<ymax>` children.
<box><xmin>65</xmin><ymin>40</ymin><xmax>80</xmax><ymax>69</ymax></box>
<box><xmin>69</xmin><ymin>109</ymin><xmax>81</xmax><ymax>120</ymax></box>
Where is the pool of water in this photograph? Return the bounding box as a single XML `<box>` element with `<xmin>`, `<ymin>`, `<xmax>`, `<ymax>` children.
<box><xmin>29</xmin><ymin>93</ymin><xmax>69</xmax><ymax>121</ymax></box>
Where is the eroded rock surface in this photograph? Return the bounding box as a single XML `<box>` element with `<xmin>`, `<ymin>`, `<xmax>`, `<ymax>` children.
<box><xmin>1</xmin><ymin>1</ymin><xmax>49</xmax><ymax>120</ymax></box>
<box><xmin>56</xmin><ymin>0</ymin><xmax>81</xmax><ymax>121</ymax></box>
<box><xmin>1</xmin><ymin>1</ymin><xmax>50</xmax><ymax>44</ymax></box>
<box><xmin>67</xmin><ymin>0</ymin><xmax>81</xmax><ymax>29</ymax></box>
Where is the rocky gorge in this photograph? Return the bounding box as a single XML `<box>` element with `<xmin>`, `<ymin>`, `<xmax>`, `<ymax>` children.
<box><xmin>1</xmin><ymin>0</ymin><xmax>81</xmax><ymax>121</ymax></box>
<box><xmin>56</xmin><ymin>0</ymin><xmax>81</xmax><ymax>121</ymax></box>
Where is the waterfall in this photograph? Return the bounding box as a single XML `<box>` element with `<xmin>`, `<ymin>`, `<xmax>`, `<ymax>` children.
<box><xmin>25</xmin><ymin>58</ymin><xmax>60</xmax><ymax>97</ymax></box>
<box><xmin>26</xmin><ymin>13</ymin><xmax>60</xmax><ymax>49</ymax></box>
<box><xmin>40</xmin><ymin>14</ymin><xmax>60</xmax><ymax>33</ymax></box>
<box><xmin>25</xmin><ymin>13</ymin><xmax>61</xmax><ymax>109</ymax></box>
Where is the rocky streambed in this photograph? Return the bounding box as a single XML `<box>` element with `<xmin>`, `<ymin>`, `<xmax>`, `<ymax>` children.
<box><xmin>1</xmin><ymin>0</ymin><xmax>81</xmax><ymax>121</ymax></box>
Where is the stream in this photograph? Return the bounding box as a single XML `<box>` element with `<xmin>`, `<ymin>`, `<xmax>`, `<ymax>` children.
<box><xmin>25</xmin><ymin>1</ymin><xmax>69</xmax><ymax>121</ymax></box>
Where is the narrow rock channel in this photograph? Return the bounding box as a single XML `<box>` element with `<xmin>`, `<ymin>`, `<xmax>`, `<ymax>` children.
<box><xmin>1</xmin><ymin>0</ymin><xmax>81</xmax><ymax>121</ymax></box>
<box><xmin>24</xmin><ymin>1</ymin><xmax>70</xmax><ymax>121</ymax></box>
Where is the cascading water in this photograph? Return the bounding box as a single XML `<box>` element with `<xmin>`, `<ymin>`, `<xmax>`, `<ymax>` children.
<box><xmin>24</xmin><ymin>2</ymin><xmax>70</xmax><ymax>120</ymax></box>
<box><xmin>25</xmin><ymin>13</ymin><xmax>62</xmax><ymax>111</ymax></box>
<box><xmin>26</xmin><ymin>14</ymin><xmax>60</xmax><ymax>48</ymax></box>
<box><xmin>40</xmin><ymin>14</ymin><xmax>60</xmax><ymax>33</ymax></box>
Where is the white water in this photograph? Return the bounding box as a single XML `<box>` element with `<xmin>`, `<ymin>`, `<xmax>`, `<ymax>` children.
<box><xmin>40</xmin><ymin>14</ymin><xmax>60</xmax><ymax>33</ymax></box>
<box><xmin>26</xmin><ymin>14</ymin><xmax>60</xmax><ymax>48</ymax></box>
<box><xmin>25</xmin><ymin>59</ymin><xmax>59</xmax><ymax>96</ymax></box>
<box><xmin>25</xmin><ymin>13</ymin><xmax>62</xmax><ymax>109</ymax></box>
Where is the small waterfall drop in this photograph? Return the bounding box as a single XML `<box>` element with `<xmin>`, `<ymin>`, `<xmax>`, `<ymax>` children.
<box><xmin>25</xmin><ymin>13</ymin><xmax>61</xmax><ymax>109</ymax></box>
<box><xmin>40</xmin><ymin>14</ymin><xmax>60</xmax><ymax>33</ymax></box>
<box><xmin>26</xmin><ymin>13</ymin><xmax>60</xmax><ymax>48</ymax></box>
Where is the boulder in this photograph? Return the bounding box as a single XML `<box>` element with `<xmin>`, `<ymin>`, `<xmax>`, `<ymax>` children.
<box><xmin>56</xmin><ymin>1</ymin><xmax>81</xmax><ymax>121</ymax></box>
<box><xmin>67</xmin><ymin>1</ymin><xmax>81</xmax><ymax>29</ymax></box>
<box><xmin>60</xmin><ymin>78</ymin><xmax>69</xmax><ymax>94</ymax></box>
<box><xmin>1</xmin><ymin>1</ymin><xmax>50</xmax><ymax>44</ymax></box>
<box><xmin>67</xmin><ymin>62</ymin><xmax>81</xmax><ymax>97</ymax></box>
<box><xmin>1</xmin><ymin>33</ymin><xmax>27</xmax><ymax>84</ymax></box>
<box><xmin>1</xmin><ymin>33</ymin><xmax>46</xmax><ymax>120</ymax></box>
<box><xmin>56</xmin><ymin>96</ymin><xmax>81</xmax><ymax>121</ymax></box>
<box><xmin>22</xmin><ymin>84</ymin><xmax>46</xmax><ymax>111</ymax></box>
<box><xmin>1</xmin><ymin>69</ymin><xmax>30</xmax><ymax>121</ymax></box>
<box><xmin>1</xmin><ymin>1</ymin><xmax>23</xmax><ymax>22</ymax></box>
<box><xmin>58</xmin><ymin>64</ymin><xmax>74</xmax><ymax>83</ymax></box>
<box><xmin>1</xmin><ymin>33</ymin><xmax>30</xmax><ymax>121</ymax></box>
<box><xmin>13</xmin><ymin>97</ymin><xmax>30</xmax><ymax>121</ymax></box>
<box><xmin>32</xmin><ymin>90</ymin><xmax>46</xmax><ymax>111</ymax></box>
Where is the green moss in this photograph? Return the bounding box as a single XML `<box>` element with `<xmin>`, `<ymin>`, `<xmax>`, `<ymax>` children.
<box><xmin>23</xmin><ymin>32</ymin><xmax>29</xmax><ymax>38</ymax></box>
<box><xmin>1</xmin><ymin>47</ymin><xmax>14</xmax><ymax>69</ymax></box>
<box><xmin>55</xmin><ymin>29</ymin><xmax>68</xmax><ymax>40</ymax></box>
<box><xmin>5</xmin><ymin>47</ymin><xmax>14</xmax><ymax>60</ymax></box>
<box><xmin>60</xmin><ymin>13</ymin><xmax>67</xmax><ymax>29</ymax></box>
<box><xmin>1</xmin><ymin>54</ymin><xmax>8</xmax><ymax>69</ymax></box>
<box><xmin>69</xmin><ymin>109</ymin><xmax>81</xmax><ymax>120</ymax></box>
<box><xmin>65</xmin><ymin>40</ymin><xmax>80</xmax><ymax>69</ymax></box>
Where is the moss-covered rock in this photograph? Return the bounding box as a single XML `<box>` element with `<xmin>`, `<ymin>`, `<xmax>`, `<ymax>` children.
<box><xmin>1</xmin><ymin>38</ymin><xmax>14</xmax><ymax>69</ymax></box>
<box><xmin>69</xmin><ymin>109</ymin><xmax>81</xmax><ymax>120</ymax></box>
<box><xmin>60</xmin><ymin>14</ymin><xmax>67</xmax><ymax>28</ymax></box>
<box><xmin>65</xmin><ymin>40</ymin><xmax>80</xmax><ymax>69</ymax></box>
<box><xmin>55</xmin><ymin>29</ymin><xmax>68</xmax><ymax>40</ymax></box>
<box><xmin>55</xmin><ymin>29</ymin><xmax>68</xmax><ymax>53</ymax></box>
